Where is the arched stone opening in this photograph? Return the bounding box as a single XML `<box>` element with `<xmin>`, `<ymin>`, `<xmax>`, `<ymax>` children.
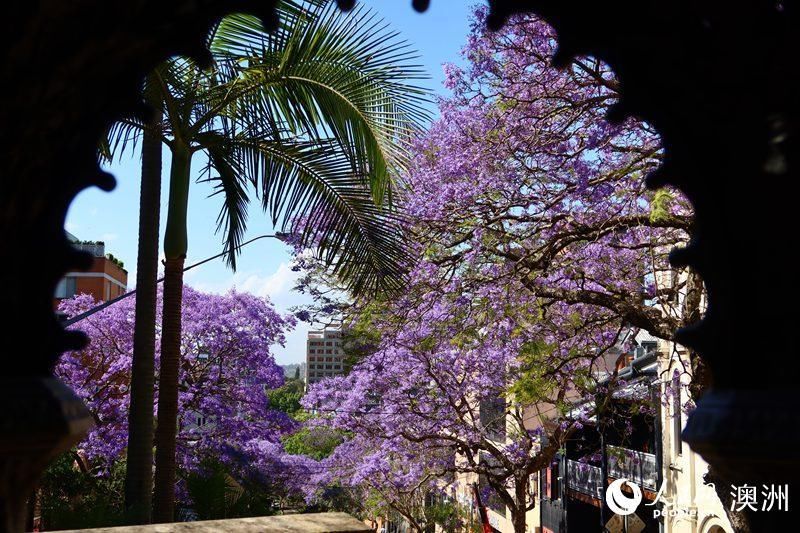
<box><xmin>2</xmin><ymin>1</ymin><xmax>797</xmax><ymax>530</ymax></box>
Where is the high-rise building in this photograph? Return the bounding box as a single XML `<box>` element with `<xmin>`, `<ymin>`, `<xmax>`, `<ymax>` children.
<box><xmin>54</xmin><ymin>232</ymin><xmax>128</xmax><ymax>308</ymax></box>
<box><xmin>305</xmin><ymin>326</ymin><xmax>345</xmax><ymax>386</ymax></box>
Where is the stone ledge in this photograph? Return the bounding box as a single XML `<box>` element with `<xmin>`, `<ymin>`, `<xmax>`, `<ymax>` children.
<box><xmin>56</xmin><ymin>513</ymin><xmax>371</xmax><ymax>533</ymax></box>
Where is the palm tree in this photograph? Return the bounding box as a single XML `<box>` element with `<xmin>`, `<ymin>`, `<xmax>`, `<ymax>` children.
<box><xmin>102</xmin><ymin>76</ymin><xmax>163</xmax><ymax>524</ymax></box>
<box><xmin>110</xmin><ymin>0</ymin><xmax>426</xmax><ymax>522</ymax></box>
<box><xmin>123</xmin><ymin>92</ymin><xmax>163</xmax><ymax>523</ymax></box>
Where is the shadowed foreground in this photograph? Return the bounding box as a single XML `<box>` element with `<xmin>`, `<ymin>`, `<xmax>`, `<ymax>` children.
<box><xmin>57</xmin><ymin>513</ymin><xmax>370</xmax><ymax>533</ymax></box>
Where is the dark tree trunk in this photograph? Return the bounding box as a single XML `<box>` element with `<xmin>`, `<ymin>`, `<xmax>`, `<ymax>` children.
<box><xmin>151</xmin><ymin>256</ymin><xmax>185</xmax><ymax>523</ymax></box>
<box><xmin>24</xmin><ymin>491</ymin><xmax>35</xmax><ymax>532</ymax></box>
<box><xmin>123</xmin><ymin>107</ymin><xmax>162</xmax><ymax>524</ymax></box>
<box><xmin>510</xmin><ymin>475</ymin><xmax>528</xmax><ymax>533</ymax></box>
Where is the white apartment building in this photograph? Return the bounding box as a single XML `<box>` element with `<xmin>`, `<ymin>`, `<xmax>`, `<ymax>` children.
<box><xmin>305</xmin><ymin>327</ymin><xmax>345</xmax><ymax>386</ymax></box>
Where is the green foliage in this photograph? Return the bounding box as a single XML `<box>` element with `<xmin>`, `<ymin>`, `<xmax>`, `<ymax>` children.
<box><xmin>184</xmin><ymin>461</ymin><xmax>275</xmax><ymax>520</ymax></box>
<box><xmin>105</xmin><ymin>253</ymin><xmax>125</xmax><ymax>270</ymax></box>
<box><xmin>39</xmin><ymin>452</ymin><xmax>126</xmax><ymax>530</ymax></box>
<box><xmin>208</xmin><ymin>2</ymin><xmax>430</xmax><ymax>295</ymax></box>
<box><xmin>305</xmin><ymin>484</ymin><xmax>367</xmax><ymax>517</ymax></box>
<box><xmin>341</xmin><ymin>300</ymin><xmax>385</xmax><ymax>370</ymax></box>
<box><xmin>282</xmin><ymin>426</ymin><xmax>344</xmax><ymax>460</ymax></box>
<box><xmin>425</xmin><ymin>500</ymin><xmax>467</xmax><ymax>532</ymax></box>
<box><xmin>106</xmin><ymin>1</ymin><xmax>429</xmax><ymax>297</ymax></box>
<box><xmin>509</xmin><ymin>339</ymin><xmax>557</xmax><ymax>406</ymax></box>
<box><xmin>292</xmin><ymin>410</ymin><xmax>314</xmax><ymax>423</ymax></box>
<box><xmin>267</xmin><ymin>378</ymin><xmax>305</xmax><ymax>419</ymax></box>
<box><xmin>649</xmin><ymin>188</ymin><xmax>674</xmax><ymax>223</ymax></box>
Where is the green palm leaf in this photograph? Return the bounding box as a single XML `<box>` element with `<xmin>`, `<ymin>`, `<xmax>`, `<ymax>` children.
<box><xmin>105</xmin><ymin>0</ymin><xmax>428</xmax><ymax>298</ymax></box>
<box><xmin>210</xmin><ymin>1</ymin><xmax>430</xmax><ymax>202</ymax></box>
<box><xmin>205</xmin><ymin>1</ymin><xmax>427</xmax><ymax>296</ymax></box>
<box><xmin>197</xmin><ymin>131</ymin><xmax>251</xmax><ymax>271</ymax></box>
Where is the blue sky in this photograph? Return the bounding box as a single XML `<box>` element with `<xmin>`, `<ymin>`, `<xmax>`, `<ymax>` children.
<box><xmin>65</xmin><ymin>1</ymin><xmax>478</xmax><ymax>364</ymax></box>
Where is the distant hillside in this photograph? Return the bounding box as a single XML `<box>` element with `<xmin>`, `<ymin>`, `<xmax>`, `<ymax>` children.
<box><xmin>280</xmin><ymin>363</ymin><xmax>306</xmax><ymax>380</ymax></box>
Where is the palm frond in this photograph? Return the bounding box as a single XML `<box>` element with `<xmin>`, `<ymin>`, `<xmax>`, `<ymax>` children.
<box><xmin>101</xmin><ymin>118</ymin><xmax>146</xmax><ymax>162</ymax></box>
<box><xmin>223</xmin><ymin>130</ymin><xmax>408</xmax><ymax>296</ymax></box>
<box><xmin>116</xmin><ymin>0</ymin><xmax>429</xmax><ymax>297</ymax></box>
<box><xmin>208</xmin><ymin>1</ymin><xmax>431</xmax><ymax>204</ymax></box>
<box><xmin>209</xmin><ymin>1</ymin><xmax>327</xmax><ymax>58</ymax></box>
<box><xmin>102</xmin><ymin>71</ymin><xmax>167</xmax><ymax>163</ymax></box>
<box><xmin>196</xmin><ymin>131</ymin><xmax>251</xmax><ymax>271</ymax></box>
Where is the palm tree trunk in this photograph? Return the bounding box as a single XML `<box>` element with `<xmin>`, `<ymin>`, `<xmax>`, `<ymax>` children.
<box><xmin>123</xmin><ymin>106</ymin><xmax>162</xmax><ymax>524</ymax></box>
<box><xmin>152</xmin><ymin>255</ymin><xmax>185</xmax><ymax>522</ymax></box>
<box><xmin>152</xmin><ymin>143</ymin><xmax>191</xmax><ymax>523</ymax></box>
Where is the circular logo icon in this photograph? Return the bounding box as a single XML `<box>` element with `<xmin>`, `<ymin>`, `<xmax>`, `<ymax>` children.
<box><xmin>605</xmin><ymin>478</ymin><xmax>643</xmax><ymax>516</ymax></box>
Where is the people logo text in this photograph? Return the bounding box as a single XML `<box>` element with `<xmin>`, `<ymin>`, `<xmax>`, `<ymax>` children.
<box><xmin>605</xmin><ymin>478</ymin><xmax>643</xmax><ymax>516</ymax></box>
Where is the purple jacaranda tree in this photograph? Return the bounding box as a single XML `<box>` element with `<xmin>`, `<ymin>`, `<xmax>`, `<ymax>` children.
<box><xmin>56</xmin><ymin>288</ymin><xmax>295</xmax><ymax>485</ymax></box>
<box><xmin>303</xmin><ymin>282</ymin><xmax>571</xmax><ymax>532</ymax></box>
<box><xmin>303</xmin><ymin>7</ymin><xmax>698</xmax><ymax>533</ymax></box>
<box><xmin>324</xmin><ymin>436</ymin><xmax>462</xmax><ymax>532</ymax></box>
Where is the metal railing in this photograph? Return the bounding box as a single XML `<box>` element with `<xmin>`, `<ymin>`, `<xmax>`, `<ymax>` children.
<box><xmin>607</xmin><ymin>445</ymin><xmax>658</xmax><ymax>490</ymax></box>
<box><xmin>566</xmin><ymin>445</ymin><xmax>658</xmax><ymax>498</ymax></box>
<box><xmin>566</xmin><ymin>459</ymin><xmax>603</xmax><ymax>498</ymax></box>
<box><xmin>71</xmin><ymin>242</ymin><xmax>105</xmax><ymax>257</ymax></box>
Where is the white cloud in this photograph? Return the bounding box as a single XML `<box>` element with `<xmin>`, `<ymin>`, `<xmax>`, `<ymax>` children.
<box><xmin>191</xmin><ymin>262</ymin><xmax>313</xmax><ymax>365</ymax></box>
<box><xmin>192</xmin><ymin>262</ymin><xmax>313</xmax><ymax>318</ymax></box>
<box><xmin>242</xmin><ymin>263</ymin><xmax>295</xmax><ymax>298</ymax></box>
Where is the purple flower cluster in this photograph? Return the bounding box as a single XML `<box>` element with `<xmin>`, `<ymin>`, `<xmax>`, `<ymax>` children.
<box><xmin>298</xmin><ymin>5</ymin><xmax>694</xmax><ymax>521</ymax></box>
<box><xmin>57</xmin><ymin>287</ymin><xmax>296</xmax><ymax>480</ymax></box>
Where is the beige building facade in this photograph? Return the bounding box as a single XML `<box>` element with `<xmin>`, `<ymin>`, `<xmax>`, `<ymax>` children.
<box><xmin>305</xmin><ymin>326</ymin><xmax>345</xmax><ymax>386</ymax></box>
<box><xmin>656</xmin><ymin>343</ymin><xmax>732</xmax><ymax>533</ymax></box>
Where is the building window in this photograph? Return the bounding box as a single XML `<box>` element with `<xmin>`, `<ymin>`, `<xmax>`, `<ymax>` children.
<box><xmin>672</xmin><ymin>374</ymin><xmax>683</xmax><ymax>455</ymax></box>
<box><xmin>640</xmin><ymin>341</ymin><xmax>657</xmax><ymax>356</ymax></box>
<box><xmin>55</xmin><ymin>276</ymin><xmax>77</xmax><ymax>299</ymax></box>
<box><xmin>479</xmin><ymin>453</ymin><xmax>507</xmax><ymax>516</ymax></box>
<box><xmin>480</xmin><ymin>394</ymin><xmax>507</xmax><ymax>441</ymax></box>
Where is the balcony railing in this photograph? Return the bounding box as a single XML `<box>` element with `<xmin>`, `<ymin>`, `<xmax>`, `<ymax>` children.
<box><xmin>566</xmin><ymin>459</ymin><xmax>603</xmax><ymax>498</ymax></box>
<box><xmin>566</xmin><ymin>445</ymin><xmax>658</xmax><ymax>499</ymax></box>
<box><xmin>607</xmin><ymin>445</ymin><xmax>658</xmax><ymax>491</ymax></box>
<box><xmin>72</xmin><ymin>242</ymin><xmax>105</xmax><ymax>257</ymax></box>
